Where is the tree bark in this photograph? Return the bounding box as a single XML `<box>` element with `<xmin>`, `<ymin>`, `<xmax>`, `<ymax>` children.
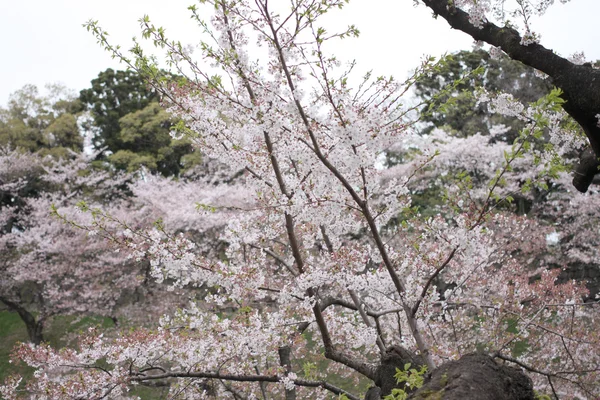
<box><xmin>364</xmin><ymin>350</ymin><xmax>534</xmax><ymax>400</ymax></box>
<box><xmin>0</xmin><ymin>296</ymin><xmax>45</xmax><ymax>345</ymax></box>
<box><xmin>278</xmin><ymin>345</ymin><xmax>296</xmax><ymax>400</ymax></box>
<box><xmin>409</xmin><ymin>353</ymin><xmax>534</xmax><ymax>400</ymax></box>
<box><xmin>419</xmin><ymin>0</ymin><xmax>600</xmax><ymax>192</ymax></box>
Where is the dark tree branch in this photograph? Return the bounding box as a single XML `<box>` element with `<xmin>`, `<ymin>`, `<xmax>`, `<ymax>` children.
<box><xmin>411</xmin><ymin>247</ymin><xmax>458</xmax><ymax>317</ymax></box>
<box><xmin>573</xmin><ymin>147</ymin><xmax>600</xmax><ymax>193</ymax></box>
<box><xmin>0</xmin><ymin>295</ymin><xmax>45</xmax><ymax>345</ymax></box>
<box><xmin>320</xmin><ymin>296</ymin><xmax>404</xmax><ymax>318</ymax></box>
<box><xmin>278</xmin><ymin>346</ymin><xmax>296</xmax><ymax>400</ymax></box>
<box><xmin>493</xmin><ymin>353</ymin><xmax>599</xmax><ymax>399</ymax></box>
<box><xmin>130</xmin><ymin>370</ymin><xmax>360</xmax><ymax>400</ymax></box>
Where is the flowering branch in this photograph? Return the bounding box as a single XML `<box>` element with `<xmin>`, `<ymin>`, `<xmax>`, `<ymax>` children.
<box><xmin>130</xmin><ymin>370</ymin><xmax>360</xmax><ymax>400</ymax></box>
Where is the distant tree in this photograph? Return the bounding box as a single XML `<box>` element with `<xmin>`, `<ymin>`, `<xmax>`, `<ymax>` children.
<box><xmin>411</xmin><ymin>49</ymin><xmax>600</xmax><ymax>293</ymax></box>
<box><xmin>0</xmin><ymin>149</ymin><xmax>142</xmax><ymax>344</ymax></box>
<box><xmin>80</xmin><ymin>68</ymin><xmax>199</xmax><ymax>175</ymax></box>
<box><xmin>109</xmin><ymin>102</ymin><xmax>198</xmax><ymax>176</ymax></box>
<box><xmin>79</xmin><ymin>68</ymin><xmax>157</xmax><ymax>152</ymax></box>
<box><xmin>415</xmin><ymin>49</ymin><xmax>551</xmax><ymax>140</ymax></box>
<box><xmin>0</xmin><ymin>84</ymin><xmax>84</xmax><ymax>157</ymax></box>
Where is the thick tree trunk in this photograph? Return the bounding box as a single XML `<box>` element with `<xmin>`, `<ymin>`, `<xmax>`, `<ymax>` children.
<box><xmin>0</xmin><ymin>296</ymin><xmax>45</xmax><ymax>345</ymax></box>
<box><xmin>419</xmin><ymin>0</ymin><xmax>600</xmax><ymax>192</ymax></box>
<box><xmin>365</xmin><ymin>349</ymin><xmax>534</xmax><ymax>400</ymax></box>
<box><xmin>372</xmin><ymin>346</ymin><xmax>426</xmax><ymax>397</ymax></box>
<box><xmin>409</xmin><ymin>353</ymin><xmax>534</xmax><ymax>400</ymax></box>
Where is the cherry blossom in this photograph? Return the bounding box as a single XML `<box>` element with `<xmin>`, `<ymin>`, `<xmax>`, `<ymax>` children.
<box><xmin>3</xmin><ymin>1</ymin><xmax>598</xmax><ymax>399</ymax></box>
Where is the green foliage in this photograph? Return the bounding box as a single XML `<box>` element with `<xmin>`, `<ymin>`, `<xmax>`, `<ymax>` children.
<box><xmin>534</xmin><ymin>391</ymin><xmax>552</xmax><ymax>400</ymax></box>
<box><xmin>115</xmin><ymin>102</ymin><xmax>197</xmax><ymax>175</ymax></box>
<box><xmin>0</xmin><ymin>84</ymin><xmax>84</xmax><ymax>154</ymax></box>
<box><xmin>502</xmin><ymin>319</ymin><xmax>530</xmax><ymax>357</ymax></box>
<box><xmin>302</xmin><ymin>361</ymin><xmax>318</xmax><ymax>380</ymax></box>
<box><xmin>119</xmin><ymin>102</ymin><xmax>171</xmax><ymax>148</ymax></box>
<box><xmin>383</xmin><ymin>363</ymin><xmax>428</xmax><ymax>400</ymax></box>
<box><xmin>44</xmin><ymin>113</ymin><xmax>81</xmax><ymax>149</ymax></box>
<box><xmin>415</xmin><ymin>49</ymin><xmax>550</xmax><ymax>140</ymax></box>
<box><xmin>80</xmin><ymin>69</ymin><xmax>198</xmax><ymax>176</ymax></box>
<box><xmin>80</xmin><ymin>68</ymin><xmax>158</xmax><ymax>152</ymax></box>
<box><xmin>109</xmin><ymin>150</ymin><xmax>158</xmax><ymax>173</ymax></box>
<box><xmin>503</xmin><ymin>87</ymin><xmax>571</xmax><ymax>189</ymax></box>
<box><xmin>196</xmin><ymin>203</ymin><xmax>217</xmax><ymax>213</ymax></box>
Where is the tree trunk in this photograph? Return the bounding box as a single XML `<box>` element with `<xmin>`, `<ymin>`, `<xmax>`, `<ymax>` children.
<box><xmin>364</xmin><ymin>349</ymin><xmax>534</xmax><ymax>400</ymax></box>
<box><xmin>409</xmin><ymin>353</ymin><xmax>534</xmax><ymax>400</ymax></box>
<box><xmin>0</xmin><ymin>296</ymin><xmax>45</xmax><ymax>344</ymax></box>
<box><xmin>279</xmin><ymin>345</ymin><xmax>296</xmax><ymax>400</ymax></box>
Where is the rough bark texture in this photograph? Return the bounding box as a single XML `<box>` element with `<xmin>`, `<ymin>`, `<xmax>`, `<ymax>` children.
<box><xmin>409</xmin><ymin>353</ymin><xmax>534</xmax><ymax>400</ymax></box>
<box><xmin>420</xmin><ymin>0</ymin><xmax>600</xmax><ymax>192</ymax></box>
<box><xmin>365</xmin><ymin>350</ymin><xmax>534</xmax><ymax>400</ymax></box>
<box><xmin>573</xmin><ymin>148</ymin><xmax>600</xmax><ymax>193</ymax></box>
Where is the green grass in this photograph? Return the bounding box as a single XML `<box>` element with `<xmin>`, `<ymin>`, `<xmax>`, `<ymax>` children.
<box><xmin>0</xmin><ymin>311</ymin><xmax>32</xmax><ymax>382</ymax></box>
<box><xmin>44</xmin><ymin>314</ymin><xmax>116</xmax><ymax>348</ymax></box>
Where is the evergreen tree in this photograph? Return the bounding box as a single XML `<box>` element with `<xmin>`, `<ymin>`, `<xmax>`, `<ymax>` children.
<box><xmin>415</xmin><ymin>49</ymin><xmax>550</xmax><ymax>140</ymax></box>
<box><xmin>0</xmin><ymin>84</ymin><xmax>84</xmax><ymax>158</ymax></box>
<box><xmin>80</xmin><ymin>68</ymin><xmax>199</xmax><ymax>176</ymax></box>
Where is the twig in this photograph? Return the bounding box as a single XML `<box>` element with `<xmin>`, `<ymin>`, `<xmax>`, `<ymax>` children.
<box><xmin>411</xmin><ymin>247</ymin><xmax>458</xmax><ymax>317</ymax></box>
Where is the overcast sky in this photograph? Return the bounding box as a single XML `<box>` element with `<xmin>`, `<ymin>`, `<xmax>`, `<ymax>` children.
<box><xmin>1</xmin><ymin>0</ymin><xmax>599</xmax><ymax>105</ymax></box>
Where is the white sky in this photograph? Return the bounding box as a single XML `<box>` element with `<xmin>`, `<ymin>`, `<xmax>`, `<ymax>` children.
<box><xmin>1</xmin><ymin>0</ymin><xmax>599</xmax><ymax>105</ymax></box>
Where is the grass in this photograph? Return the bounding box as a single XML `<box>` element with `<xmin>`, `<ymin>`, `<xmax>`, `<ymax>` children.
<box><xmin>0</xmin><ymin>310</ymin><xmax>32</xmax><ymax>382</ymax></box>
<box><xmin>44</xmin><ymin>314</ymin><xmax>116</xmax><ymax>348</ymax></box>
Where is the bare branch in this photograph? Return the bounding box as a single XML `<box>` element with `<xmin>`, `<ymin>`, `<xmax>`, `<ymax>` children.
<box><xmin>411</xmin><ymin>247</ymin><xmax>458</xmax><ymax>318</ymax></box>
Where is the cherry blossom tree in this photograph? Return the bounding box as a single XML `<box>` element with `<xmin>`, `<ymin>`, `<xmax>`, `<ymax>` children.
<box><xmin>0</xmin><ymin>144</ymin><xmax>246</xmax><ymax>347</ymax></box>
<box><xmin>0</xmin><ymin>148</ymin><xmax>143</xmax><ymax>344</ymax></box>
<box><xmin>3</xmin><ymin>1</ymin><xmax>599</xmax><ymax>399</ymax></box>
